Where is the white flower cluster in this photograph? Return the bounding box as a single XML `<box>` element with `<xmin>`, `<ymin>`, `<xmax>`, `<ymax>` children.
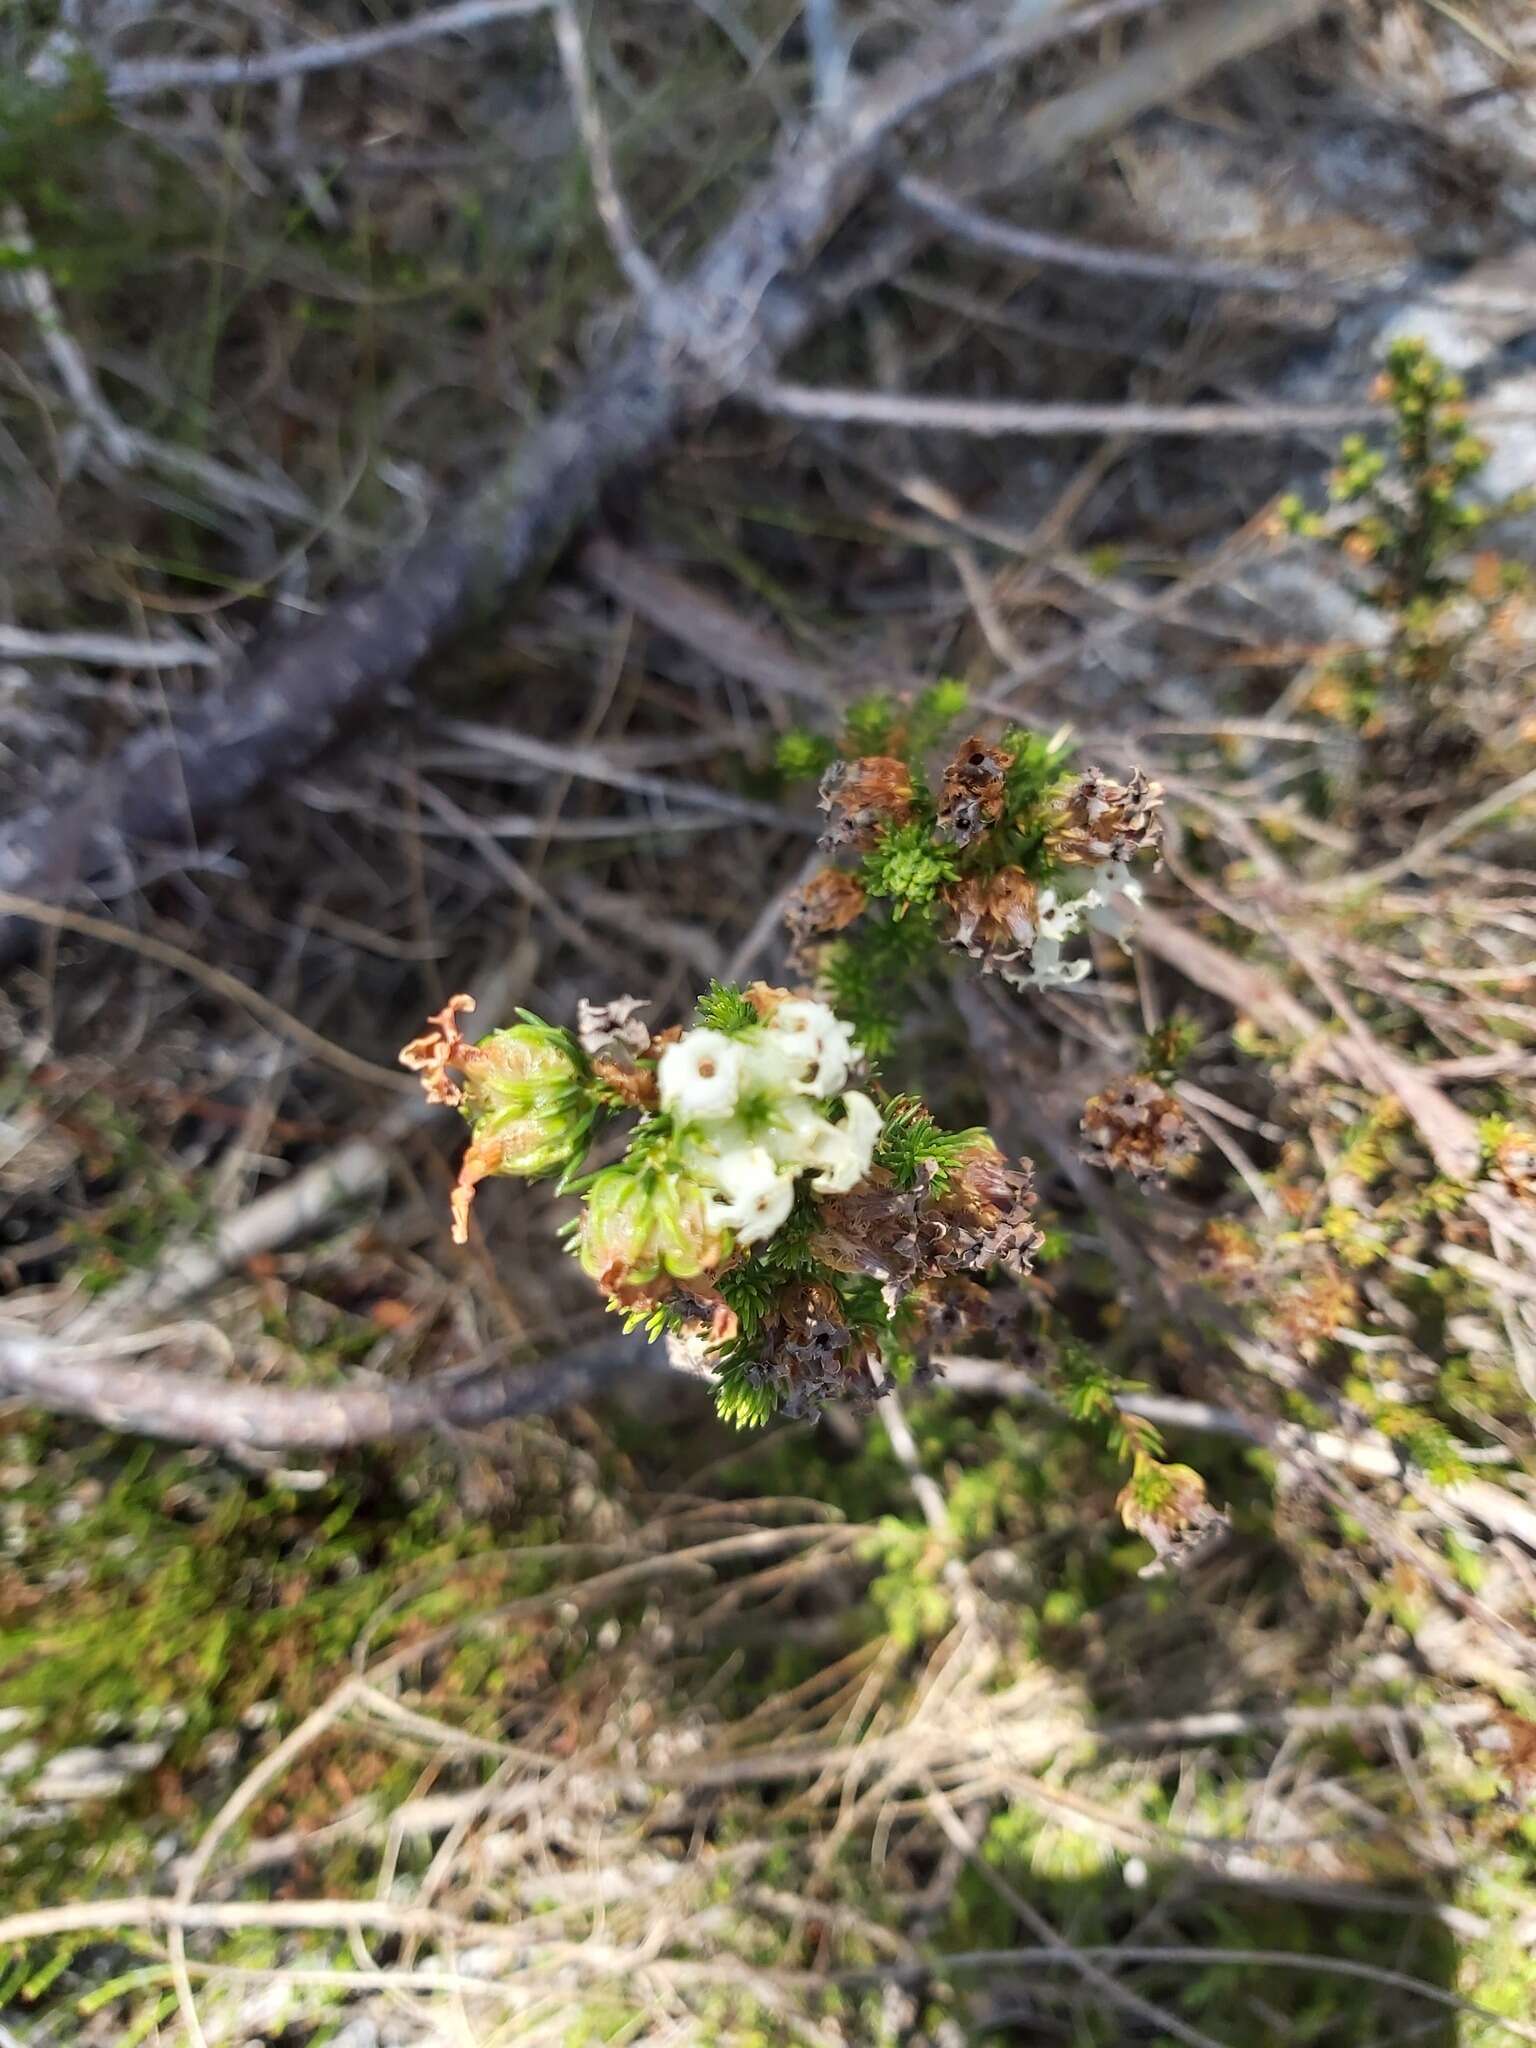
<box><xmin>656</xmin><ymin>999</ymin><xmax>879</xmax><ymax>1246</ymax></box>
<box><xmin>1016</xmin><ymin>861</ymin><xmax>1146</xmax><ymax>991</ymax></box>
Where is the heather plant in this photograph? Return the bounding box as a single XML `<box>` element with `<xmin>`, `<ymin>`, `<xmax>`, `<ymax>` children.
<box><xmin>775</xmin><ymin>684</ymin><xmax>1165</xmax><ymax>1054</ymax></box>
<box><xmin>1279</xmin><ymin>334</ymin><xmax>1533</xmax><ymax>788</ymax></box>
<box><xmin>401</xmin><ymin>980</ymin><xmax>1041</xmax><ymax>1423</ymax></box>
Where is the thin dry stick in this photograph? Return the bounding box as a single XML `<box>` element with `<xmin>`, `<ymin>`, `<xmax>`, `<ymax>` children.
<box><xmin>0</xmin><ymin>624</ymin><xmax>221</xmax><ymax>669</ymax></box>
<box><xmin>0</xmin><ymin>1321</ymin><xmax>640</xmax><ymax>1449</ymax></box>
<box><xmin>166</xmin><ymin>1681</ymin><xmax>366</xmax><ymax>2048</ymax></box>
<box><xmin>898</xmin><ymin>177</ymin><xmax>1536</xmax><ymax>315</ymax></box>
<box><xmin>923</xmin><ymin>1781</ymin><xmax>1235</xmax><ymax>2048</ymax></box>
<box><xmin>804</xmin><ymin>0</ymin><xmax>850</xmax><ymax>110</ymax></box>
<box><xmin>100</xmin><ymin>0</ymin><xmax>554</xmax><ymax>98</ymax></box>
<box><xmin>748</xmin><ymin>384</ymin><xmax>1536</xmax><ymax>437</ymax></box>
<box><xmin>0</xmin><ymin>888</ymin><xmax>411</xmax><ymax>1093</ymax></box>
<box><xmin>1</xmin><ymin>203</ymin><xmax>135</xmax><ymax>465</ymax></box>
<box><xmin>551</xmin><ymin>0</ymin><xmax>673</xmax><ymax>308</ymax></box>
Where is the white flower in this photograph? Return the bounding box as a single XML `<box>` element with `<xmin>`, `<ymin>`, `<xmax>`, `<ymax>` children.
<box><xmin>701</xmin><ymin>1144</ymin><xmax>798</xmax><ymax>1244</ymax></box>
<box><xmin>808</xmin><ymin>1090</ymin><xmax>882</xmax><ymax>1194</ymax></box>
<box><xmin>1035</xmin><ymin>887</ymin><xmax>1087</xmax><ymax>945</ymax></box>
<box><xmin>760</xmin><ymin>1095</ymin><xmax>828</xmax><ymax>1168</ymax></box>
<box><xmin>1084</xmin><ymin>860</ymin><xmax>1144</xmax><ymax>944</ymax></box>
<box><xmin>1026</xmin><ymin>934</ymin><xmax>1092</xmax><ymax>989</ymax></box>
<box><xmin>657</xmin><ymin>1029</ymin><xmax>744</xmax><ymax>1119</ymax></box>
<box><xmin>758</xmin><ymin>998</ymin><xmax>860</xmax><ymax>1097</ymax></box>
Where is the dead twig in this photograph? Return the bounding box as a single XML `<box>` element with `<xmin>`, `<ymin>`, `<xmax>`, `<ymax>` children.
<box><xmin>746</xmin><ymin>384</ymin><xmax>1536</xmax><ymax>438</ymax></box>
<box><xmin>0</xmin><ymin>1321</ymin><xmax>646</xmax><ymax>1450</ymax></box>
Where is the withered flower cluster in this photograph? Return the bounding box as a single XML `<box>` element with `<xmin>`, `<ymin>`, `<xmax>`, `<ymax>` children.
<box><xmin>813</xmin><ymin>1140</ymin><xmax>1043</xmax><ymax>1297</ymax></box>
<box><xmin>818</xmin><ymin>755</ymin><xmax>915</xmax><ymax>848</ymax></box>
<box><xmin>1081</xmin><ymin>1077</ymin><xmax>1200</xmax><ymax>1186</ymax></box>
<box><xmin>790</xmin><ymin>737</ymin><xmax>1165</xmax><ymax>996</ymax></box>
<box><xmin>1046</xmin><ymin>766</ymin><xmax>1163</xmax><ymax>867</ymax></box>
<box><xmin>664</xmin><ymin>1137</ymin><xmax>1043</xmax><ymax>1420</ymax></box>
<box><xmin>936</xmin><ymin>734</ymin><xmax>1012</xmax><ymax>847</ymax></box>
<box><xmin>1117</xmin><ymin>1464</ymin><xmax>1231</xmax><ymax>1579</ymax></box>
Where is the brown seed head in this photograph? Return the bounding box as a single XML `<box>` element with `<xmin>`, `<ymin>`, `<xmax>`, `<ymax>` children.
<box><xmin>785</xmin><ymin>867</ymin><xmax>868</xmax><ymax>952</ymax></box>
<box><xmin>936</xmin><ymin>732</ymin><xmax>1013</xmax><ymax>847</ymax></box>
<box><xmin>1081</xmin><ymin>1077</ymin><xmax>1199</xmax><ymax>1187</ymax></box>
<box><xmin>1047</xmin><ymin>767</ymin><xmax>1163</xmax><ymax>867</ymax></box>
<box><xmin>818</xmin><ymin>755</ymin><xmax>915</xmax><ymax>848</ymax></box>
<box><xmin>942</xmin><ymin>1141</ymin><xmax>1043</xmax><ymax>1279</ymax></box>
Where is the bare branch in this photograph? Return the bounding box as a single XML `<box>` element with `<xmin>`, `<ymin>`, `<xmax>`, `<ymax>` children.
<box><xmin>98</xmin><ymin>0</ymin><xmax>556</xmax><ymax>100</ymax></box>
<box><xmin>0</xmin><ymin>1323</ymin><xmax>647</xmax><ymax>1450</ymax></box>
<box><xmin>551</xmin><ymin>0</ymin><xmax>674</xmax><ymax>308</ymax></box>
<box><xmin>0</xmin><ymin>0</ymin><xmax>1333</xmax><ymax>963</ymax></box>
<box><xmin>803</xmin><ymin>0</ymin><xmax>850</xmax><ymax>112</ymax></box>
<box><xmin>747</xmin><ymin>382</ymin><xmax>1536</xmax><ymax>438</ymax></box>
<box><xmin>898</xmin><ymin>177</ymin><xmax>1536</xmax><ymax>318</ymax></box>
<box><xmin>0</xmin><ymin>625</ymin><xmax>221</xmax><ymax>670</ymax></box>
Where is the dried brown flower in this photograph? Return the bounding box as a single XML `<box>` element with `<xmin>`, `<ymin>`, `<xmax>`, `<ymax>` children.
<box><xmin>910</xmin><ymin>1276</ymin><xmax>992</xmax><ymax>1349</ymax></box>
<box><xmin>449</xmin><ymin>1132</ymin><xmax>514</xmax><ymax>1246</ymax></box>
<box><xmin>399</xmin><ymin>993</ymin><xmax>477</xmax><ymax>1107</ymax></box>
<box><xmin>811</xmin><ymin>1141</ymin><xmax>1040</xmax><ymax>1301</ymax></box>
<box><xmin>744</xmin><ymin>981</ymin><xmax>795</xmax><ymax>1021</ymax></box>
<box><xmin>576</xmin><ymin>995</ymin><xmax>652</xmax><ymax>1060</ymax></box>
<box><xmin>941</xmin><ymin>868</ymin><xmax>1038</xmax><ymax>972</ymax></box>
<box><xmin>1117</xmin><ymin>1464</ymin><xmax>1230</xmax><ymax>1579</ymax></box>
<box><xmin>1048</xmin><ymin>767</ymin><xmax>1163</xmax><ymax>867</ymax></box>
<box><xmin>1081</xmin><ymin>1078</ymin><xmax>1199</xmax><ymax>1186</ymax></box>
<box><xmin>818</xmin><ymin>755</ymin><xmax>915</xmax><ymax>848</ymax></box>
<box><xmin>750</xmin><ymin>1281</ymin><xmax>886</xmax><ymax>1417</ymax></box>
<box><xmin>936</xmin><ymin>732</ymin><xmax>1013</xmax><ymax>847</ymax></box>
<box><xmin>1271</xmin><ymin>1259</ymin><xmax>1356</xmax><ymax>1352</ymax></box>
<box><xmin>941</xmin><ymin>1140</ymin><xmax>1043</xmax><ymax>1278</ymax></box>
<box><xmin>591</xmin><ymin>1056</ymin><xmax>659</xmax><ymax>1110</ymax></box>
<box><xmin>785</xmin><ymin>868</ymin><xmax>868</xmax><ymax>952</ymax></box>
<box><xmin>577</xmin><ymin>995</ymin><xmax>658</xmax><ymax>1109</ymax></box>
<box><xmin>1491</xmin><ymin>1127</ymin><xmax>1536</xmax><ymax>1203</ymax></box>
<box><xmin>812</xmin><ymin>1172</ymin><xmax>928</xmax><ymax>1295</ymax></box>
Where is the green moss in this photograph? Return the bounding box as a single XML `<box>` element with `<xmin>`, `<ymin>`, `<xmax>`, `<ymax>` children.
<box><xmin>0</xmin><ymin>1414</ymin><xmax>574</xmax><ymax>1913</ymax></box>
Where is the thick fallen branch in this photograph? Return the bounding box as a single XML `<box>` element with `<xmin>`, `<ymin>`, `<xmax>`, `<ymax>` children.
<box><xmin>0</xmin><ymin>0</ymin><xmax>1064</xmax><ymax>957</ymax></box>
<box><xmin>0</xmin><ymin>1324</ymin><xmax>644</xmax><ymax>1450</ymax></box>
<box><xmin>0</xmin><ymin>0</ymin><xmax>1328</xmax><ymax>966</ymax></box>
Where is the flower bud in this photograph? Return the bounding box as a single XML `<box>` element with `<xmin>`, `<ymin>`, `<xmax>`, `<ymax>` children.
<box><xmin>401</xmin><ymin>999</ymin><xmax>597</xmax><ymax>1241</ymax></box>
<box><xmin>577</xmin><ymin>1162</ymin><xmax>726</xmax><ymax>1298</ymax></box>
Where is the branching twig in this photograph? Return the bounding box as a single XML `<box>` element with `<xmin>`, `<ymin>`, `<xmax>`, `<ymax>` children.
<box><xmin>0</xmin><ymin>0</ymin><xmax>1330</xmax><ymax>964</ymax></box>
<box><xmin>0</xmin><ymin>1322</ymin><xmax>645</xmax><ymax>1449</ymax></box>
<box><xmin>97</xmin><ymin>0</ymin><xmax>555</xmax><ymax>99</ymax></box>
<box><xmin>551</xmin><ymin>0</ymin><xmax>674</xmax><ymax>309</ymax></box>
<box><xmin>747</xmin><ymin>382</ymin><xmax>1536</xmax><ymax>438</ymax></box>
